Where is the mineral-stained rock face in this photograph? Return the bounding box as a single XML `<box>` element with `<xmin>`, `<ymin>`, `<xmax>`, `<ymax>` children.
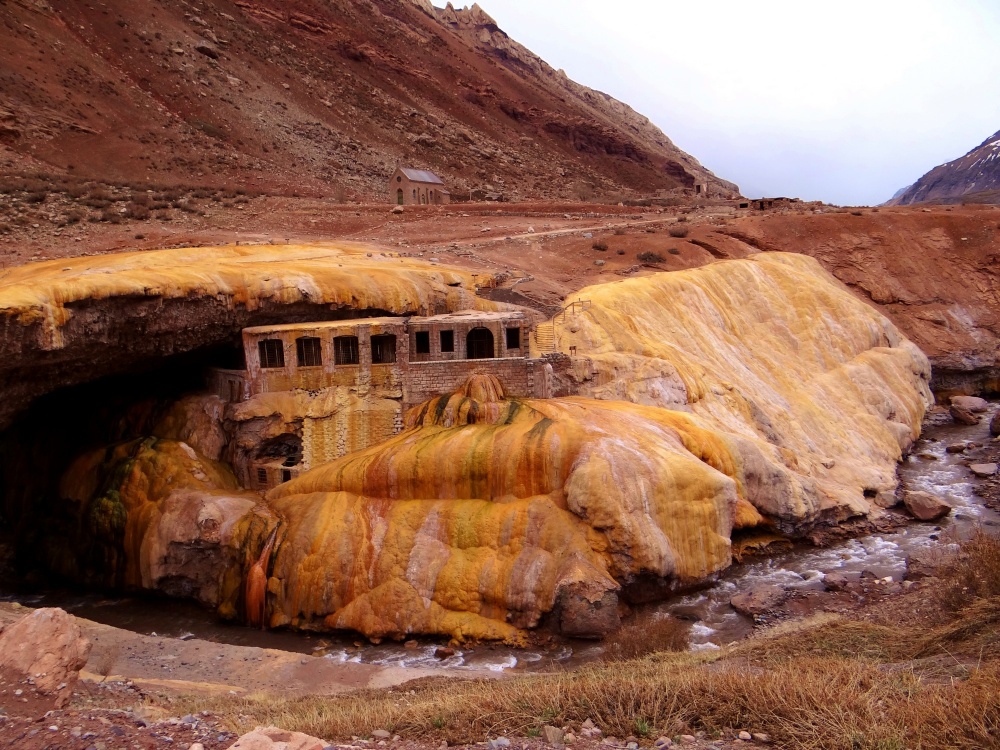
<box><xmin>252</xmin><ymin>256</ymin><xmax>930</xmax><ymax>641</ymax></box>
<box><xmin>0</xmin><ymin>242</ymin><xmax>493</xmax><ymax>431</ymax></box>
<box><xmin>23</xmin><ymin>252</ymin><xmax>932</xmax><ymax>642</ymax></box>
<box><xmin>55</xmin><ymin>437</ymin><xmax>275</xmax><ymax>617</ymax></box>
<box><xmin>554</xmin><ymin>253</ymin><xmax>932</xmax><ymax>530</ymax></box>
<box><xmin>264</xmin><ymin>378</ymin><xmax>746</xmax><ymax>641</ymax></box>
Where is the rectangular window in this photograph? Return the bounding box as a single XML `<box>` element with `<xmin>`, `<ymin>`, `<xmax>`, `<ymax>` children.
<box><xmin>505</xmin><ymin>327</ymin><xmax>521</xmax><ymax>350</ymax></box>
<box><xmin>371</xmin><ymin>334</ymin><xmax>397</xmax><ymax>364</ymax></box>
<box><xmin>440</xmin><ymin>330</ymin><xmax>455</xmax><ymax>353</ymax></box>
<box><xmin>281</xmin><ymin>469</ymin><xmax>292</xmax><ymax>483</ymax></box>
<box><xmin>334</xmin><ymin>336</ymin><xmax>359</xmax><ymax>365</ymax></box>
<box><xmin>415</xmin><ymin>331</ymin><xmax>431</xmax><ymax>354</ymax></box>
<box><xmin>256</xmin><ymin>467</ymin><xmax>268</xmax><ymax>485</ymax></box>
<box><xmin>296</xmin><ymin>336</ymin><xmax>323</xmax><ymax>367</ymax></box>
<box><xmin>258</xmin><ymin>339</ymin><xmax>285</xmax><ymax>369</ymax></box>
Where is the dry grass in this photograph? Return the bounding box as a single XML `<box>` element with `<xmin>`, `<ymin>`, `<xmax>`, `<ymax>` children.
<box><xmin>667</xmin><ymin>226</ymin><xmax>689</xmax><ymax>238</ymax></box>
<box><xmin>183</xmin><ymin>533</ymin><xmax>1000</xmax><ymax>749</ymax></box>
<box><xmin>936</xmin><ymin>528</ymin><xmax>1000</xmax><ymax>611</ymax></box>
<box><xmin>603</xmin><ymin>616</ymin><xmax>689</xmax><ymax>661</ymax></box>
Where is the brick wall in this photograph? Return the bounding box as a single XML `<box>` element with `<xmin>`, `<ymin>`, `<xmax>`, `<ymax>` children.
<box><xmin>404</xmin><ymin>358</ymin><xmax>550</xmax><ymax>408</ymax></box>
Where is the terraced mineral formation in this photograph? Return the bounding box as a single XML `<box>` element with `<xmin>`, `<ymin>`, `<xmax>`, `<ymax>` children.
<box><xmin>242</xmin><ymin>254</ymin><xmax>931</xmax><ymax>641</ymax></box>
<box><xmin>29</xmin><ymin>251</ymin><xmax>931</xmax><ymax>642</ymax></box>
<box><xmin>263</xmin><ymin>377</ymin><xmax>742</xmax><ymax>641</ymax></box>
<box><xmin>555</xmin><ymin>253</ymin><xmax>933</xmax><ymax>527</ymax></box>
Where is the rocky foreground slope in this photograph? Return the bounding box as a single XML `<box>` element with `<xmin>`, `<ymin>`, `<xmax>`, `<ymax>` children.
<box><xmin>1</xmin><ymin>246</ymin><xmax>930</xmax><ymax>641</ymax></box>
<box><xmin>889</xmin><ymin>128</ymin><xmax>1000</xmax><ymax>205</ymax></box>
<box><xmin>0</xmin><ymin>0</ymin><xmax>735</xmax><ymax>201</ymax></box>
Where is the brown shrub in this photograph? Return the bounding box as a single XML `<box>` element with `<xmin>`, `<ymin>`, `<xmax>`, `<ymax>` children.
<box><xmin>592</xmin><ymin>241</ymin><xmax>608</xmax><ymax>251</ymax></box>
<box><xmin>638</xmin><ymin>250</ymin><xmax>665</xmax><ymax>264</ymax></box>
<box><xmin>100</xmin><ymin>206</ymin><xmax>123</xmax><ymax>224</ymax></box>
<box><xmin>125</xmin><ymin>203</ymin><xmax>151</xmax><ymax>220</ymax></box>
<box><xmin>935</xmin><ymin>528</ymin><xmax>1000</xmax><ymax>612</ymax></box>
<box><xmin>668</xmin><ymin>226</ymin><xmax>689</xmax><ymax>238</ymax></box>
<box><xmin>603</xmin><ymin>616</ymin><xmax>689</xmax><ymax>661</ymax></box>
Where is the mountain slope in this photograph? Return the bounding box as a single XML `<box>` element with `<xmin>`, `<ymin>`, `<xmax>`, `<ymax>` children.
<box><xmin>890</xmin><ymin>129</ymin><xmax>1000</xmax><ymax>205</ymax></box>
<box><xmin>0</xmin><ymin>0</ymin><xmax>738</xmax><ymax>201</ymax></box>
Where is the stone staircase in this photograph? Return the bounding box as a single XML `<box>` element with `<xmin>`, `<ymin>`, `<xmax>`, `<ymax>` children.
<box><xmin>530</xmin><ymin>321</ymin><xmax>556</xmax><ymax>357</ymax></box>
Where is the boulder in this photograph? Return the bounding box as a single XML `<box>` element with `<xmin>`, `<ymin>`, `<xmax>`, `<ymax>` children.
<box><xmin>970</xmin><ymin>463</ymin><xmax>998</xmax><ymax>478</ymax></box>
<box><xmin>949</xmin><ymin>404</ymin><xmax>979</xmax><ymax>425</ymax></box>
<box><xmin>0</xmin><ymin>607</ymin><xmax>92</xmax><ymax>707</ymax></box>
<box><xmin>991</xmin><ymin>411</ymin><xmax>1000</xmax><ymax>437</ymax></box>
<box><xmin>950</xmin><ymin>395</ymin><xmax>989</xmax><ymax>413</ymax></box>
<box><xmin>730</xmin><ymin>584</ymin><xmax>787</xmax><ymax>616</ymax></box>
<box><xmin>227</xmin><ymin>727</ymin><xmax>328</xmax><ymax>750</ymax></box>
<box><xmin>905</xmin><ymin>551</ymin><xmax>940</xmax><ymax>581</ymax></box>
<box><xmin>822</xmin><ymin>571</ymin><xmax>854</xmax><ymax>592</ymax></box>
<box><xmin>903</xmin><ymin>491</ymin><xmax>951</xmax><ymax>521</ymax></box>
<box><xmin>946</xmin><ymin>442</ymin><xmax>970</xmax><ymax>454</ymax></box>
<box><xmin>194</xmin><ymin>42</ymin><xmax>220</xmax><ymax>59</ymax></box>
<box><xmin>557</xmin><ymin>579</ymin><xmax>621</xmax><ymax>639</ymax></box>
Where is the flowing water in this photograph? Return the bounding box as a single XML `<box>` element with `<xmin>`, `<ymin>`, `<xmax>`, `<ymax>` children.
<box><xmin>2</xmin><ymin>403</ymin><xmax>997</xmax><ymax>673</ymax></box>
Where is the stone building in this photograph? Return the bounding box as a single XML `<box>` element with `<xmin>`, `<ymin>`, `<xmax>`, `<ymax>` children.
<box><xmin>390</xmin><ymin>167</ymin><xmax>450</xmax><ymax>206</ymax></box>
<box><xmin>210</xmin><ymin>311</ymin><xmax>551</xmax><ymax>490</ymax></box>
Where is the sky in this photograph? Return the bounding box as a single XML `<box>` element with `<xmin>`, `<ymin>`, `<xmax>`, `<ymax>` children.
<box><xmin>465</xmin><ymin>0</ymin><xmax>1000</xmax><ymax>205</ymax></box>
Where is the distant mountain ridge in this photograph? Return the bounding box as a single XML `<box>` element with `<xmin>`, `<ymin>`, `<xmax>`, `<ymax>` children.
<box><xmin>889</xmin><ymin>129</ymin><xmax>1000</xmax><ymax>205</ymax></box>
<box><xmin>0</xmin><ymin>0</ymin><xmax>738</xmax><ymax>201</ymax></box>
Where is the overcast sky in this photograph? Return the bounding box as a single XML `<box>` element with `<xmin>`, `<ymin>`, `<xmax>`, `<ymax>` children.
<box><xmin>471</xmin><ymin>0</ymin><xmax>1000</xmax><ymax>205</ymax></box>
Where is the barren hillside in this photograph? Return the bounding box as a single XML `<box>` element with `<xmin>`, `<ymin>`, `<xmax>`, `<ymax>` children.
<box><xmin>0</xmin><ymin>0</ymin><xmax>737</xmax><ymax>202</ymax></box>
<box><xmin>890</xmin><ymin>128</ymin><xmax>1000</xmax><ymax>205</ymax></box>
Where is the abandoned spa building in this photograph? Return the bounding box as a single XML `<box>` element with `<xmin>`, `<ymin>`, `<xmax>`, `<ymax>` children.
<box><xmin>211</xmin><ymin>311</ymin><xmax>554</xmax><ymax>490</ymax></box>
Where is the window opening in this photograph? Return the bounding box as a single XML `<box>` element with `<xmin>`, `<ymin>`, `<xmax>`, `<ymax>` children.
<box><xmin>296</xmin><ymin>337</ymin><xmax>323</xmax><ymax>367</ymax></box>
<box><xmin>258</xmin><ymin>339</ymin><xmax>285</xmax><ymax>369</ymax></box>
<box><xmin>334</xmin><ymin>336</ymin><xmax>360</xmax><ymax>365</ymax></box>
<box><xmin>440</xmin><ymin>330</ymin><xmax>455</xmax><ymax>353</ymax></box>
<box><xmin>505</xmin><ymin>327</ymin><xmax>521</xmax><ymax>350</ymax></box>
<box><xmin>415</xmin><ymin>331</ymin><xmax>431</xmax><ymax>354</ymax></box>
<box><xmin>256</xmin><ymin>467</ymin><xmax>268</xmax><ymax>485</ymax></box>
<box><xmin>466</xmin><ymin>327</ymin><xmax>495</xmax><ymax>359</ymax></box>
<box><xmin>397</xmin><ymin>189</ymin><xmax>404</xmax><ymax>205</ymax></box>
<box><xmin>371</xmin><ymin>334</ymin><xmax>397</xmax><ymax>364</ymax></box>
<box><xmin>282</xmin><ymin>469</ymin><xmax>292</xmax><ymax>483</ymax></box>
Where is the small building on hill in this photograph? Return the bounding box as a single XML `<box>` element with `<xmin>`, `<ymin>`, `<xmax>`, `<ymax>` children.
<box><xmin>390</xmin><ymin>167</ymin><xmax>450</xmax><ymax>206</ymax></box>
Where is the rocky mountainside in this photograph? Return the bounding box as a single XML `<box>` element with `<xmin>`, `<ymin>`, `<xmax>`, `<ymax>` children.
<box><xmin>0</xmin><ymin>0</ymin><xmax>737</xmax><ymax>201</ymax></box>
<box><xmin>890</xmin><ymin>129</ymin><xmax>1000</xmax><ymax>205</ymax></box>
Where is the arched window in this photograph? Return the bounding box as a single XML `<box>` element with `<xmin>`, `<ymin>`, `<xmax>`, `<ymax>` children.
<box><xmin>466</xmin><ymin>328</ymin><xmax>495</xmax><ymax>359</ymax></box>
